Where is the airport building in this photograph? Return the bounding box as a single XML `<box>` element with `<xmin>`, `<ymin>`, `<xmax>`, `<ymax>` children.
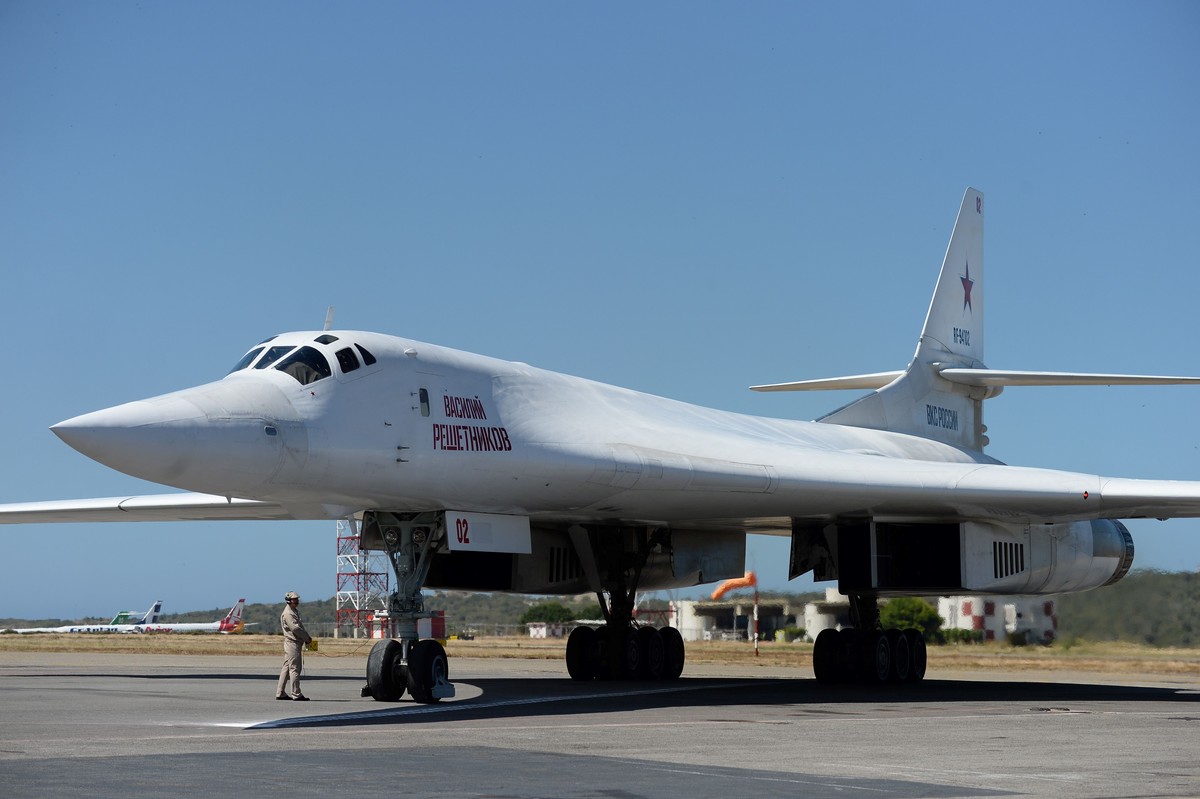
<box><xmin>672</xmin><ymin>589</ymin><xmax>1057</xmax><ymax>644</ymax></box>
<box><xmin>937</xmin><ymin>595</ymin><xmax>1058</xmax><ymax>643</ymax></box>
<box><xmin>672</xmin><ymin>598</ymin><xmax>803</xmax><ymax>642</ymax></box>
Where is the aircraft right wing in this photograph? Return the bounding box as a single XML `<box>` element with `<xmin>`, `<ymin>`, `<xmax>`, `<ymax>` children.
<box><xmin>0</xmin><ymin>492</ymin><xmax>300</xmax><ymax>524</ymax></box>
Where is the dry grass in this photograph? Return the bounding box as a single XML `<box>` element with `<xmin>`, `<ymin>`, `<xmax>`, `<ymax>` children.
<box><xmin>2</xmin><ymin>633</ymin><xmax>1198</xmax><ymax>676</ymax></box>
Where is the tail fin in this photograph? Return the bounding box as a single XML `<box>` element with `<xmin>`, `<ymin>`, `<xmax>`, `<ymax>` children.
<box><xmin>218</xmin><ymin>598</ymin><xmax>246</xmax><ymax>633</ymax></box>
<box><xmin>752</xmin><ymin>188</ymin><xmax>989</xmax><ymax>449</ymax></box>
<box><xmin>751</xmin><ymin>187</ymin><xmax>1200</xmax><ymax>451</ymax></box>
<box><xmin>140</xmin><ymin>601</ymin><xmax>164</xmax><ymax>625</ymax></box>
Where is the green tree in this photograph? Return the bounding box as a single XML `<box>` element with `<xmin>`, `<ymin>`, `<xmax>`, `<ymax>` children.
<box><xmin>880</xmin><ymin>596</ymin><xmax>942</xmax><ymax>639</ymax></box>
<box><xmin>518</xmin><ymin>602</ymin><xmax>576</xmax><ymax>624</ymax></box>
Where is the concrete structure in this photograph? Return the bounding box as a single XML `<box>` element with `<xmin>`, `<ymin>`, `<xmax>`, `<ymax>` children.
<box><xmin>938</xmin><ymin>595</ymin><xmax>1057</xmax><ymax>643</ymax></box>
<box><xmin>799</xmin><ymin>589</ymin><xmax>1057</xmax><ymax>644</ymax></box>
<box><xmin>526</xmin><ymin>622</ymin><xmax>565</xmax><ymax>638</ymax></box>
<box><xmin>802</xmin><ymin>588</ymin><xmax>853</xmax><ymax>640</ymax></box>
<box><xmin>673</xmin><ymin>597</ymin><xmax>800</xmax><ymax>642</ymax></box>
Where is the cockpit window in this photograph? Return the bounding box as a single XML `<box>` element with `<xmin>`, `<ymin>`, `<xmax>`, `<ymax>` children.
<box><xmin>315</xmin><ymin>334</ymin><xmax>339</xmax><ymax>345</ymax></box>
<box><xmin>228</xmin><ymin>347</ymin><xmax>265</xmax><ymax>373</ymax></box>
<box><xmin>355</xmin><ymin>344</ymin><xmax>377</xmax><ymax>365</ymax></box>
<box><xmin>254</xmin><ymin>346</ymin><xmax>296</xmax><ymax>370</ymax></box>
<box><xmin>275</xmin><ymin>346</ymin><xmax>332</xmax><ymax>386</ymax></box>
<box><xmin>335</xmin><ymin>347</ymin><xmax>360</xmax><ymax>373</ymax></box>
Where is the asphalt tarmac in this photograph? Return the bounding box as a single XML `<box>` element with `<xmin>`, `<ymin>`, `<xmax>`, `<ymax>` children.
<box><xmin>1</xmin><ymin>650</ymin><xmax>1197</xmax><ymax>799</ymax></box>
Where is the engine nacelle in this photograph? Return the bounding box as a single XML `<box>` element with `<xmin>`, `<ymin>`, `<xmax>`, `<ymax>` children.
<box><xmin>960</xmin><ymin>519</ymin><xmax>1134</xmax><ymax>595</ymax></box>
<box><xmin>791</xmin><ymin>517</ymin><xmax>1134</xmax><ymax>596</ymax></box>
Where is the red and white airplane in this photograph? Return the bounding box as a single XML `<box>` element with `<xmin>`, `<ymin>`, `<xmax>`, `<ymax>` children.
<box><xmin>3</xmin><ymin>188</ymin><xmax>1199</xmax><ymax>701</ymax></box>
<box><xmin>136</xmin><ymin>598</ymin><xmax>248</xmax><ymax>634</ymax></box>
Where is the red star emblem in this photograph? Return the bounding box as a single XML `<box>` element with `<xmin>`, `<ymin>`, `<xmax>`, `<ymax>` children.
<box><xmin>960</xmin><ymin>261</ymin><xmax>974</xmax><ymax>311</ymax></box>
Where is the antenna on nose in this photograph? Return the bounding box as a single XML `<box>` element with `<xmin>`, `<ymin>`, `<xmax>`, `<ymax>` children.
<box><xmin>323</xmin><ymin>306</ymin><xmax>335</xmax><ymax>332</ymax></box>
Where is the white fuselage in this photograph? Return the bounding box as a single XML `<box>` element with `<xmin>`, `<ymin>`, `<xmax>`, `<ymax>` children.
<box><xmin>52</xmin><ymin>329</ymin><xmax>1168</xmax><ymax>531</ymax></box>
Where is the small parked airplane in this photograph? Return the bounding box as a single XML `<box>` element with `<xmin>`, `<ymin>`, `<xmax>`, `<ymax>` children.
<box><xmin>136</xmin><ymin>598</ymin><xmax>248</xmax><ymax>634</ymax></box>
<box><xmin>5</xmin><ymin>601</ymin><xmax>162</xmax><ymax>634</ymax></box>
<box><xmin>2</xmin><ymin>188</ymin><xmax>1198</xmax><ymax>701</ymax></box>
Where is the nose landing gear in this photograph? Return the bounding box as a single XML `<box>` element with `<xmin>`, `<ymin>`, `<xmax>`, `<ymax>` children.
<box><xmin>360</xmin><ymin>511</ymin><xmax>456</xmax><ymax>703</ymax></box>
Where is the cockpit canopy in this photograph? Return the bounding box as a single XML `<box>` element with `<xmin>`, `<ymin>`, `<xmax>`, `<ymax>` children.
<box><xmin>228</xmin><ymin>334</ymin><xmax>377</xmax><ymax>386</ymax></box>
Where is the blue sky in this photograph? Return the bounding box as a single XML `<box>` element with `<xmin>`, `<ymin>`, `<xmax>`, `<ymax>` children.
<box><xmin>2</xmin><ymin>3</ymin><xmax>1198</xmax><ymax>619</ymax></box>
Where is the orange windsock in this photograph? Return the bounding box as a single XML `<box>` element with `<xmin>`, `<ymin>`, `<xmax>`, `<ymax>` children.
<box><xmin>710</xmin><ymin>571</ymin><xmax>757</xmax><ymax>600</ymax></box>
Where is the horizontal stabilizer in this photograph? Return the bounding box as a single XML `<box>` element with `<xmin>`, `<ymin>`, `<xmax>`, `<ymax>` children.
<box><xmin>937</xmin><ymin>369</ymin><xmax>1200</xmax><ymax>388</ymax></box>
<box><xmin>753</xmin><ymin>368</ymin><xmax>1200</xmax><ymax>393</ymax></box>
<box><xmin>750</xmin><ymin>371</ymin><xmax>904</xmax><ymax>392</ymax></box>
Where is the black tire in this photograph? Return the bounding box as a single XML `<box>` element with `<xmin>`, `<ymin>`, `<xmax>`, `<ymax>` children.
<box><xmin>566</xmin><ymin>625</ymin><xmax>597</xmax><ymax>681</ymax></box>
<box><xmin>366</xmin><ymin>639</ymin><xmax>406</xmax><ymax>702</ymax></box>
<box><xmin>593</xmin><ymin>624</ymin><xmax>612</xmax><ymax>680</ymax></box>
<box><xmin>864</xmin><ymin>630</ymin><xmax>891</xmax><ymax>684</ymax></box>
<box><xmin>888</xmin><ymin>628</ymin><xmax>911</xmax><ymax>683</ymax></box>
<box><xmin>904</xmin><ymin>629</ymin><xmax>927</xmax><ymax>683</ymax></box>
<box><xmin>813</xmin><ymin>628</ymin><xmax>839</xmax><ymax>684</ymax></box>
<box><xmin>637</xmin><ymin>626</ymin><xmax>665</xmax><ymax>680</ymax></box>
<box><xmin>837</xmin><ymin>628</ymin><xmax>859</xmax><ymax>683</ymax></box>
<box><xmin>406</xmin><ymin>639</ymin><xmax>449</xmax><ymax>703</ymax></box>
<box><xmin>616</xmin><ymin>627</ymin><xmax>641</xmax><ymax>679</ymax></box>
<box><xmin>659</xmin><ymin>626</ymin><xmax>685</xmax><ymax>680</ymax></box>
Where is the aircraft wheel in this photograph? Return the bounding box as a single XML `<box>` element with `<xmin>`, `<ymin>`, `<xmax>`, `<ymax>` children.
<box><xmin>888</xmin><ymin>629</ymin><xmax>911</xmax><ymax>683</ymax></box>
<box><xmin>812</xmin><ymin>628</ymin><xmax>839</xmax><ymax>684</ymax></box>
<box><xmin>566</xmin><ymin>625</ymin><xmax>598</xmax><ymax>681</ymax></box>
<box><xmin>366</xmin><ymin>639</ymin><xmax>406</xmax><ymax>702</ymax></box>
<box><xmin>659</xmin><ymin>626</ymin><xmax>685</xmax><ymax>681</ymax></box>
<box><xmin>593</xmin><ymin>625</ymin><xmax>612</xmax><ymax>680</ymax></box>
<box><xmin>864</xmin><ymin>630</ymin><xmax>892</xmax><ymax>684</ymax></box>
<box><xmin>837</xmin><ymin>628</ymin><xmax>860</xmax><ymax>683</ymax></box>
<box><xmin>406</xmin><ymin>639</ymin><xmax>449</xmax><ymax>703</ymax></box>
<box><xmin>616</xmin><ymin>626</ymin><xmax>641</xmax><ymax>679</ymax></box>
<box><xmin>637</xmin><ymin>626</ymin><xmax>665</xmax><ymax>680</ymax></box>
<box><xmin>904</xmin><ymin>629</ymin><xmax>927</xmax><ymax>683</ymax></box>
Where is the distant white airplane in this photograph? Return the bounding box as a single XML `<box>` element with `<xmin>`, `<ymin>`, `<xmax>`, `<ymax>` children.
<box><xmin>137</xmin><ymin>599</ymin><xmax>248</xmax><ymax>634</ymax></box>
<box><xmin>2</xmin><ymin>188</ymin><xmax>1199</xmax><ymax>701</ymax></box>
<box><xmin>5</xmin><ymin>601</ymin><xmax>162</xmax><ymax>634</ymax></box>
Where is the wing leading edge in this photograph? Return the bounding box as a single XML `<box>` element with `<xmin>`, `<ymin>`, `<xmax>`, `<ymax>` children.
<box><xmin>0</xmin><ymin>493</ymin><xmax>298</xmax><ymax>524</ymax></box>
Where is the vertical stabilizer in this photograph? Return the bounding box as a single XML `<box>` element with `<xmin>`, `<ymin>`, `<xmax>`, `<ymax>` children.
<box><xmin>140</xmin><ymin>601</ymin><xmax>164</xmax><ymax>625</ymax></box>
<box><xmin>818</xmin><ymin>188</ymin><xmax>989</xmax><ymax>450</ymax></box>
<box><xmin>219</xmin><ymin>598</ymin><xmax>246</xmax><ymax>632</ymax></box>
<box><xmin>916</xmin><ymin>188</ymin><xmax>985</xmax><ymax>366</ymax></box>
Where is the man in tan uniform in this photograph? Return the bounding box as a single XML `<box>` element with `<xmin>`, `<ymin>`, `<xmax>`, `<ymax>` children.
<box><xmin>276</xmin><ymin>591</ymin><xmax>313</xmax><ymax>701</ymax></box>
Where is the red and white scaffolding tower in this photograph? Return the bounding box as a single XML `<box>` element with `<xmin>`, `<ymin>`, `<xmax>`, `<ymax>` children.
<box><xmin>334</xmin><ymin>518</ymin><xmax>389</xmax><ymax>639</ymax></box>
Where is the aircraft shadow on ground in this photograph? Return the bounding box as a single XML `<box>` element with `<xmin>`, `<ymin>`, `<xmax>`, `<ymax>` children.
<box><xmin>253</xmin><ymin>675</ymin><xmax>1200</xmax><ymax>730</ymax></box>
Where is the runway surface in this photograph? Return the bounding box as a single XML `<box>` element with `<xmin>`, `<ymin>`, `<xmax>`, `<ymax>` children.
<box><xmin>1</xmin><ymin>650</ymin><xmax>1197</xmax><ymax>798</ymax></box>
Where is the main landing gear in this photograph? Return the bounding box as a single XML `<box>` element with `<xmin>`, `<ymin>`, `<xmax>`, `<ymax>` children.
<box><xmin>565</xmin><ymin>620</ymin><xmax>686</xmax><ymax>682</ymax></box>
<box><xmin>564</xmin><ymin>525</ymin><xmax>686</xmax><ymax>683</ymax></box>
<box><xmin>360</xmin><ymin>512</ymin><xmax>455</xmax><ymax>704</ymax></box>
<box><xmin>811</xmin><ymin>594</ymin><xmax>927</xmax><ymax>685</ymax></box>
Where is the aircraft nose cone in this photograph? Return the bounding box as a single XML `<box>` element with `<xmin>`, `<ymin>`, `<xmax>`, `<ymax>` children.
<box><xmin>52</xmin><ymin>396</ymin><xmax>207</xmax><ymax>476</ymax></box>
<box><xmin>52</xmin><ymin>385</ymin><xmax>298</xmax><ymax>494</ymax></box>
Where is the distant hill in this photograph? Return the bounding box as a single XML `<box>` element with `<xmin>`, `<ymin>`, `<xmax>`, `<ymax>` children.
<box><xmin>1055</xmin><ymin>569</ymin><xmax>1199</xmax><ymax>647</ymax></box>
<box><xmin>5</xmin><ymin>571</ymin><xmax>1195</xmax><ymax>645</ymax></box>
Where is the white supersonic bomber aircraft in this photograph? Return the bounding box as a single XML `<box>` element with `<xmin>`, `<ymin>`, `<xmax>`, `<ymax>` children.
<box><xmin>4</xmin><ymin>188</ymin><xmax>1200</xmax><ymax>701</ymax></box>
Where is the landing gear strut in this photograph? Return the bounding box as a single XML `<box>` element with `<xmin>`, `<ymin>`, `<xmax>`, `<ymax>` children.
<box><xmin>811</xmin><ymin>593</ymin><xmax>927</xmax><ymax>685</ymax></box>
<box><xmin>564</xmin><ymin>525</ymin><xmax>684</xmax><ymax>682</ymax></box>
<box><xmin>361</xmin><ymin>512</ymin><xmax>455</xmax><ymax>703</ymax></box>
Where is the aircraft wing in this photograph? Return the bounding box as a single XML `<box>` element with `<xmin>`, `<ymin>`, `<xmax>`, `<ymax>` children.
<box><xmin>752</xmin><ymin>368</ymin><xmax>1200</xmax><ymax>392</ymax></box>
<box><xmin>0</xmin><ymin>493</ymin><xmax>298</xmax><ymax>524</ymax></box>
